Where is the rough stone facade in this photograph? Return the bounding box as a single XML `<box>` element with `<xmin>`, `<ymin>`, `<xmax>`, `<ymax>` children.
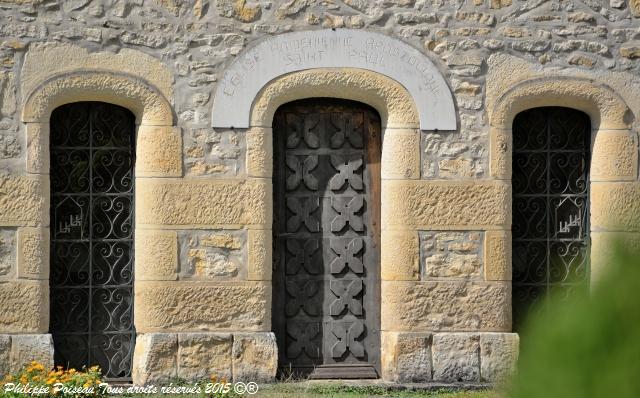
<box><xmin>0</xmin><ymin>0</ymin><xmax>638</xmax><ymax>385</ymax></box>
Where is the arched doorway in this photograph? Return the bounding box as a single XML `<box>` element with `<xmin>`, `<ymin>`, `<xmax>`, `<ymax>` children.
<box><xmin>511</xmin><ymin>107</ymin><xmax>591</xmax><ymax>331</ymax></box>
<box><xmin>272</xmin><ymin>98</ymin><xmax>381</xmax><ymax>378</ymax></box>
<box><xmin>49</xmin><ymin>102</ymin><xmax>136</xmax><ymax>379</ymax></box>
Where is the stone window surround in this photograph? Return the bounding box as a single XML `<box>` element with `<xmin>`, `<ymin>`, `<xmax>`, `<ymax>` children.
<box><xmin>488</xmin><ymin>75</ymin><xmax>636</xmax><ymax>285</ymax></box>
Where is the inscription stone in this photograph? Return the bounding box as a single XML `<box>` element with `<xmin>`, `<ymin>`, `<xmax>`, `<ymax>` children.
<box><xmin>211</xmin><ymin>29</ymin><xmax>456</xmax><ymax>131</ymax></box>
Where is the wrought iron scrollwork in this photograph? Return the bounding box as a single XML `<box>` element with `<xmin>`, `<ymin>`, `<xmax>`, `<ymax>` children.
<box><xmin>50</xmin><ymin>102</ymin><xmax>135</xmax><ymax>380</ymax></box>
<box><xmin>512</xmin><ymin>107</ymin><xmax>590</xmax><ymax>331</ymax></box>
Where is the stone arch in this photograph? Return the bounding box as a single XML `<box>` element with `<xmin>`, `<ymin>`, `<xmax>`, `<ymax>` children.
<box><xmin>489</xmin><ymin>76</ymin><xmax>632</xmax><ymax>131</ymax></box>
<box><xmin>211</xmin><ymin>28</ymin><xmax>456</xmax><ymax>131</ymax></box>
<box><xmin>21</xmin><ymin>71</ymin><xmax>180</xmax><ymax>177</ymax></box>
<box><xmin>488</xmin><ymin>76</ymin><xmax>638</xmax><ymax>287</ymax></box>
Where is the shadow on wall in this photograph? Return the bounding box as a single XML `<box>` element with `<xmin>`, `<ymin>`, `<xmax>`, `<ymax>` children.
<box><xmin>507</xmin><ymin>242</ymin><xmax>640</xmax><ymax>398</ymax></box>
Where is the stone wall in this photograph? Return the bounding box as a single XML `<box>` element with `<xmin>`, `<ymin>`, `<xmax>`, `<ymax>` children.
<box><xmin>0</xmin><ymin>0</ymin><xmax>638</xmax><ymax>385</ymax></box>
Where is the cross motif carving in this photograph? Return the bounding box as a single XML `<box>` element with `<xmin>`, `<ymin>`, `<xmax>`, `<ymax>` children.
<box><xmin>329</xmin><ymin>155</ymin><xmax>363</xmax><ymax>191</ymax></box>
<box><xmin>285</xmin><ymin>280</ymin><xmax>322</xmax><ymax>317</ymax></box>
<box><xmin>329</xmin><ymin>279</ymin><xmax>363</xmax><ymax>316</ymax></box>
<box><xmin>286</xmin><ymin>321</ymin><xmax>321</xmax><ymax>359</ymax></box>
<box><xmin>330</xmin><ymin>238</ymin><xmax>364</xmax><ymax>274</ymax></box>
<box><xmin>286</xmin><ymin>113</ymin><xmax>320</xmax><ymax>149</ymax></box>
<box><xmin>330</xmin><ymin>196</ymin><xmax>364</xmax><ymax>232</ymax></box>
<box><xmin>286</xmin><ymin>239</ymin><xmax>322</xmax><ymax>275</ymax></box>
<box><xmin>286</xmin><ymin>155</ymin><xmax>319</xmax><ymax>191</ymax></box>
<box><xmin>329</xmin><ymin>113</ymin><xmax>364</xmax><ymax>149</ymax></box>
<box><xmin>287</xmin><ymin>197</ymin><xmax>320</xmax><ymax>232</ymax></box>
<box><xmin>331</xmin><ymin>322</ymin><xmax>366</xmax><ymax>359</ymax></box>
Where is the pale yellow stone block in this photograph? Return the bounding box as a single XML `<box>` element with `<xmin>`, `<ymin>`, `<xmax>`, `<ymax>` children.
<box><xmin>591</xmin><ymin>182</ymin><xmax>640</xmax><ymax>231</ymax></box>
<box><xmin>135</xmin><ymin>230</ymin><xmax>178</xmax><ymax>281</ymax></box>
<box><xmin>480</xmin><ymin>332</ymin><xmax>519</xmax><ymax>382</ymax></box>
<box><xmin>25</xmin><ymin>123</ymin><xmax>48</xmax><ymax>174</ymax></box>
<box><xmin>382</xmin><ymin>180</ymin><xmax>510</xmax><ymax>229</ymax></box>
<box><xmin>381</xmin><ymin>331</ymin><xmax>432</xmax><ymax>382</ymax></box>
<box><xmin>132</xmin><ymin>333</ymin><xmax>177</xmax><ymax>385</ymax></box>
<box><xmin>247</xmin><ymin>229</ymin><xmax>272</xmax><ymax>281</ymax></box>
<box><xmin>484</xmin><ymin>230</ymin><xmax>511</xmax><ymax>281</ymax></box>
<box><xmin>381</xmin><ymin>129</ymin><xmax>420</xmax><ymax>179</ymax></box>
<box><xmin>0</xmin><ymin>281</ymin><xmax>48</xmax><ymax>333</ymax></box>
<box><xmin>0</xmin><ymin>174</ymin><xmax>48</xmax><ymax>227</ymax></box>
<box><xmin>10</xmin><ymin>334</ymin><xmax>54</xmax><ymax>373</ymax></box>
<box><xmin>246</xmin><ymin>127</ymin><xmax>272</xmax><ymax>178</ymax></box>
<box><xmin>232</xmin><ymin>332</ymin><xmax>277</xmax><ymax>382</ymax></box>
<box><xmin>381</xmin><ymin>230</ymin><xmax>419</xmax><ymax>281</ymax></box>
<box><xmin>381</xmin><ymin>281</ymin><xmax>511</xmax><ymax>332</ymax></box>
<box><xmin>17</xmin><ymin>227</ymin><xmax>49</xmax><ymax>280</ymax></box>
<box><xmin>490</xmin><ymin>128</ymin><xmax>511</xmax><ymax>180</ymax></box>
<box><xmin>251</xmin><ymin>68</ymin><xmax>419</xmax><ymax>129</ymax></box>
<box><xmin>178</xmin><ymin>333</ymin><xmax>232</xmax><ymax>381</ymax></box>
<box><xmin>136</xmin><ymin>125</ymin><xmax>182</xmax><ymax>177</ymax></box>
<box><xmin>591</xmin><ymin>130</ymin><xmax>638</xmax><ymax>181</ymax></box>
<box><xmin>134</xmin><ymin>281</ymin><xmax>271</xmax><ymax>332</ymax></box>
<box><xmin>136</xmin><ymin>178</ymin><xmax>271</xmax><ymax>228</ymax></box>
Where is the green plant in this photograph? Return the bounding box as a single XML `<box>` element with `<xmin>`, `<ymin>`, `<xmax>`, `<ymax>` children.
<box><xmin>508</xmin><ymin>244</ymin><xmax>640</xmax><ymax>398</ymax></box>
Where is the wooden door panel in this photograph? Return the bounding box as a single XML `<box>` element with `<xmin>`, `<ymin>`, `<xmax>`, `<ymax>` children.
<box><xmin>273</xmin><ymin>99</ymin><xmax>380</xmax><ymax>378</ymax></box>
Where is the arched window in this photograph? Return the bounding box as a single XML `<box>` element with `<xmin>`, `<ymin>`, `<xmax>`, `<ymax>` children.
<box><xmin>512</xmin><ymin>107</ymin><xmax>590</xmax><ymax>331</ymax></box>
<box><xmin>49</xmin><ymin>102</ymin><xmax>136</xmax><ymax>379</ymax></box>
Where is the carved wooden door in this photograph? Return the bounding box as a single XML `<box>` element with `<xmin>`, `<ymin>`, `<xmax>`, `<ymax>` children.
<box><xmin>273</xmin><ymin>99</ymin><xmax>381</xmax><ymax>379</ymax></box>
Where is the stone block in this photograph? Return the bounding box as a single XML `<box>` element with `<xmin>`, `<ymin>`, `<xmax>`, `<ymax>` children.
<box><xmin>136</xmin><ymin>125</ymin><xmax>183</xmax><ymax>177</ymax></box>
<box><xmin>0</xmin><ymin>174</ymin><xmax>48</xmax><ymax>227</ymax></box>
<box><xmin>178</xmin><ymin>333</ymin><xmax>232</xmax><ymax>381</ymax></box>
<box><xmin>490</xmin><ymin>128</ymin><xmax>511</xmax><ymax>179</ymax></box>
<box><xmin>0</xmin><ymin>335</ymin><xmax>10</xmax><ymax>377</ymax></box>
<box><xmin>180</xmin><ymin>230</ymin><xmax>245</xmax><ymax>280</ymax></box>
<box><xmin>248</xmin><ymin>229</ymin><xmax>272</xmax><ymax>281</ymax></box>
<box><xmin>132</xmin><ymin>333</ymin><xmax>177</xmax><ymax>385</ymax></box>
<box><xmin>0</xmin><ymin>281</ymin><xmax>48</xmax><ymax>333</ymax></box>
<box><xmin>480</xmin><ymin>332</ymin><xmax>519</xmax><ymax>382</ymax></box>
<box><xmin>591</xmin><ymin>182</ymin><xmax>640</xmax><ymax>231</ymax></box>
<box><xmin>381</xmin><ymin>230</ymin><xmax>419</xmax><ymax>281</ymax></box>
<box><xmin>136</xmin><ymin>178</ymin><xmax>270</xmax><ymax>228</ymax></box>
<box><xmin>382</xmin><ymin>180</ymin><xmax>510</xmax><ymax>229</ymax></box>
<box><xmin>421</xmin><ymin>231</ymin><xmax>483</xmax><ymax>279</ymax></box>
<box><xmin>432</xmin><ymin>333</ymin><xmax>480</xmax><ymax>382</ymax></box>
<box><xmin>232</xmin><ymin>332</ymin><xmax>277</xmax><ymax>382</ymax></box>
<box><xmin>381</xmin><ymin>129</ymin><xmax>420</xmax><ymax>179</ymax></box>
<box><xmin>26</xmin><ymin>123</ymin><xmax>48</xmax><ymax>174</ymax></box>
<box><xmin>10</xmin><ymin>334</ymin><xmax>54</xmax><ymax>373</ymax></box>
<box><xmin>591</xmin><ymin>130</ymin><xmax>637</xmax><ymax>181</ymax></box>
<box><xmin>382</xmin><ymin>332</ymin><xmax>432</xmax><ymax>382</ymax></box>
<box><xmin>135</xmin><ymin>281</ymin><xmax>270</xmax><ymax>332</ymax></box>
<box><xmin>0</xmin><ymin>229</ymin><xmax>15</xmax><ymax>280</ymax></box>
<box><xmin>246</xmin><ymin>127</ymin><xmax>272</xmax><ymax>178</ymax></box>
<box><xmin>484</xmin><ymin>230</ymin><xmax>511</xmax><ymax>281</ymax></box>
<box><xmin>381</xmin><ymin>281</ymin><xmax>511</xmax><ymax>331</ymax></box>
<box><xmin>17</xmin><ymin>227</ymin><xmax>48</xmax><ymax>280</ymax></box>
<box><xmin>135</xmin><ymin>230</ymin><xmax>178</xmax><ymax>281</ymax></box>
